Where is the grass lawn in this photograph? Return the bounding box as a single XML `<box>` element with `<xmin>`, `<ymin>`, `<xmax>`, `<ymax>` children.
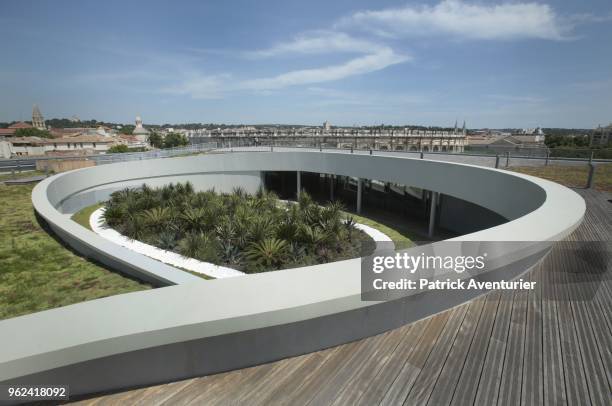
<box><xmin>509</xmin><ymin>164</ymin><xmax>612</xmax><ymax>192</ymax></box>
<box><xmin>0</xmin><ymin>181</ymin><xmax>150</xmax><ymax>320</ymax></box>
<box><xmin>342</xmin><ymin>211</ymin><xmax>415</xmax><ymax>249</ymax></box>
<box><xmin>71</xmin><ymin>203</ymin><xmax>103</xmax><ymax>231</ymax></box>
<box><xmin>0</xmin><ymin>170</ymin><xmax>47</xmax><ymax>182</ymax></box>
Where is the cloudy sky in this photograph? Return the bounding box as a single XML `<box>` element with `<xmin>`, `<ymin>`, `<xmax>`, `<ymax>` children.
<box><xmin>1</xmin><ymin>0</ymin><xmax>611</xmax><ymax>128</ymax></box>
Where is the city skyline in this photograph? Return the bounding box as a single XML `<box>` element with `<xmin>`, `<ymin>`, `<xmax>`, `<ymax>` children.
<box><xmin>1</xmin><ymin>0</ymin><xmax>611</xmax><ymax>128</ymax></box>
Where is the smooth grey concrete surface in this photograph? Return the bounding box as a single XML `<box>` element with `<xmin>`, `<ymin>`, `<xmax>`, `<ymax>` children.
<box><xmin>0</xmin><ymin>150</ymin><xmax>585</xmax><ymax>400</ymax></box>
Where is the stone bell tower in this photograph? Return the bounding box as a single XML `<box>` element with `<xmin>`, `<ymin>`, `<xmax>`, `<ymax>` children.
<box><xmin>32</xmin><ymin>104</ymin><xmax>45</xmax><ymax>130</ymax></box>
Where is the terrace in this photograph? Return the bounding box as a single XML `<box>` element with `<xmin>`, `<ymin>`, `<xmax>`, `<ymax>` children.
<box><xmin>0</xmin><ymin>149</ymin><xmax>607</xmax><ymax>405</ymax></box>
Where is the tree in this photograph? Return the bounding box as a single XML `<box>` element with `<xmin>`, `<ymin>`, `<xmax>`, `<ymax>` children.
<box><xmin>148</xmin><ymin>131</ymin><xmax>163</xmax><ymax>148</ymax></box>
<box><xmin>120</xmin><ymin>125</ymin><xmax>135</xmax><ymax>135</ymax></box>
<box><xmin>163</xmin><ymin>132</ymin><xmax>189</xmax><ymax>148</ymax></box>
<box><xmin>108</xmin><ymin>144</ymin><xmax>129</xmax><ymax>153</ymax></box>
<box><xmin>13</xmin><ymin>128</ymin><xmax>52</xmax><ymax>138</ymax></box>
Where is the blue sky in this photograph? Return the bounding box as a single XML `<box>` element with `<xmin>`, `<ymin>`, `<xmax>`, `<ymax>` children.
<box><xmin>1</xmin><ymin>0</ymin><xmax>611</xmax><ymax>128</ymax></box>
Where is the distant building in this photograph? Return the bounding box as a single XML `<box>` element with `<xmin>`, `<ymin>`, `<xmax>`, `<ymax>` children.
<box><xmin>516</xmin><ymin>126</ymin><xmax>545</xmax><ymax>143</ymax></box>
<box><xmin>0</xmin><ymin>121</ymin><xmax>33</xmax><ymax>137</ymax></box>
<box><xmin>323</xmin><ymin>121</ymin><xmax>331</xmax><ymax>131</ymax></box>
<box><xmin>133</xmin><ymin>116</ymin><xmax>150</xmax><ymax>143</ymax></box>
<box><xmin>590</xmin><ymin>124</ymin><xmax>611</xmax><ymax>146</ymax></box>
<box><xmin>32</xmin><ymin>104</ymin><xmax>45</xmax><ymax>130</ymax></box>
<box><xmin>4</xmin><ymin>135</ymin><xmax>115</xmax><ymax>157</ymax></box>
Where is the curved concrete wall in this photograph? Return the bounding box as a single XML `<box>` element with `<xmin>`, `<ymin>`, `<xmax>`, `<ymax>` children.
<box><xmin>0</xmin><ymin>151</ymin><xmax>585</xmax><ymax>399</ymax></box>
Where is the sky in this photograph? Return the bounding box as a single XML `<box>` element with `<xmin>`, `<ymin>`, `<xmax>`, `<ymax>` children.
<box><xmin>1</xmin><ymin>0</ymin><xmax>611</xmax><ymax>128</ymax></box>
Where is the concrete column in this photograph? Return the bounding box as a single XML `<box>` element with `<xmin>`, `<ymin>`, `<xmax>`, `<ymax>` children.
<box><xmin>297</xmin><ymin>171</ymin><xmax>301</xmax><ymax>199</ymax></box>
<box><xmin>329</xmin><ymin>174</ymin><xmax>334</xmax><ymax>201</ymax></box>
<box><xmin>428</xmin><ymin>191</ymin><xmax>439</xmax><ymax>238</ymax></box>
<box><xmin>357</xmin><ymin>178</ymin><xmax>363</xmax><ymax>214</ymax></box>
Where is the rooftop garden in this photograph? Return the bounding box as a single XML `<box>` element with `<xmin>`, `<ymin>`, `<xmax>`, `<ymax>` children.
<box><xmin>0</xmin><ymin>174</ymin><xmax>150</xmax><ymax>320</ymax></box>
<box><xmin>102</xmin><ymin>183</ymin><xmax>375</xmax><ymax>273</ymax></box>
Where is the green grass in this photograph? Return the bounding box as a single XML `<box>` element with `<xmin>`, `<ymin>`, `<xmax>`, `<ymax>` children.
<box><xmin>71</xmin><ymin>203</ymin><xmax>103</xmax><ymax>231</ymax></box>
<box><xmin>0</xmin><ymin>182</ymin><xmax>151</xmax><ymax>320</ymax></box>
<box><xmin>342</xmin><ymin>211</ymin><xmax>415</xmax><ymax>249</ymax></box>
<box><xmin>509</xmin><ymin>164</ymin><xmax>612</xmax><ymax>192</ymax></box>
<box><xmin>0</xmin><ymin>170</ymin><xmax>47</xmax><ymax>182</ymax></box>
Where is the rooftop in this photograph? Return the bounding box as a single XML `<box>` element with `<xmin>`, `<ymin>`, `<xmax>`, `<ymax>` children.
<box><xmin>78</xmin><ymin>189</ymin><xmax>611</xmax><ymax>405</ymax></box>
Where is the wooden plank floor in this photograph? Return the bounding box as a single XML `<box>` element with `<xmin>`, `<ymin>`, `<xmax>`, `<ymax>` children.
<box><xmin>71</xmin><ymin>189</ymin><xmax>611</xmax><ymax>406</ymax></box>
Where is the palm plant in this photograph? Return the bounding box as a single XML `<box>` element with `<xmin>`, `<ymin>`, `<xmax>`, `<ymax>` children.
<box><xmin>101</xmin><ymin>203</ymin><xmax>126</xmax><ymax>227</ymax></box>
<box><xmin>120</xmin><ymin>213</ymin><xmax>147</xmax><ymax>241</ymax></box>
<box><xmin>178</xmin><ymin>231</ymin><xmax>220</xmax><ymax>263</ymax></box>
<box><xmin>181</xmin><ymin>207</ymin><xmax>207</xmax><ymax>232</ymax></box>
<box><xmin>244</xmin><ymin>238</ymin><xmax>289</xmax><ymax>269</ymax></box>
<box><xmin>104</xmin><ymin>181</ymin><xmax>371</xmax><ymax>273</ymax></box>
<box><xmin>248</xmin><ymin>217</ymin><xmax>276</xmax><ymax>242</ymax></box>
<box><xmin>297</xmin><ymin>223</ymin><xmax>331</xmax><ymax>249</ymax></box>
<box><xmin>344</xmin><ymin>216</ymin><xmax>357</xmax><ymax>242</ymax></box>
<box><xmin>140</xmin><ymin>207</ymin><xmax>171</xmax><ymax>231</ymax></box>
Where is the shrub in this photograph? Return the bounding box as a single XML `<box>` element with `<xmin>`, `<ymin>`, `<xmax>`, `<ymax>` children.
<box><xmin>102</xmin><ymin>183</ymin><xmax>370</xmax><ymax>273</ymax></box>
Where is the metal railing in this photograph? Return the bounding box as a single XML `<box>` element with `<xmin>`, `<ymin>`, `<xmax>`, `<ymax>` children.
<box><xmin>1</xmin><ymin>139</ymin><xmax>609</xmax><ymax>189</ymax></box>
<box><xmin>0</xmin><ymin>143</ymin><xmax>217</xmax><ymax>173</ymax></box>
<box><xmin>214</xmin><ymin>139</ymin><xmax>611</xmax><ymax>189</ymax></box>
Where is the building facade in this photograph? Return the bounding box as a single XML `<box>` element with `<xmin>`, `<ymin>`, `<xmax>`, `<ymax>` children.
<box><xmin>591</xmin><ymin>124</ymin><xmax>611</xmax><ymax>146</ymax></box>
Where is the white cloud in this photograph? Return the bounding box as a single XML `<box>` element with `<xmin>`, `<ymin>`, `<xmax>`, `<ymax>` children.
<box><xmin>248</xmin><ymin>31</ymin><xmax>382</xmax><ymax>57</ymax></box>
<box><xmin>242</xmin><ymin>48</ymin><xmax>409</xmax><ymax>90</ymax></box>
<box><xmin>161</xmin><ymin>73</ymin><xmax>230</xmax><ymax>99</ymax></box>
<box><xmin>337</xmin><ymin>0</ymin><xmax>568</xmax><ymax>40</ymax></box>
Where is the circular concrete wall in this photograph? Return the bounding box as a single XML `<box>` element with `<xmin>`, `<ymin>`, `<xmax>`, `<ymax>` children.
<box><xmin>0</xmin><ymin>151</ymin><xmax>585</xmax><ymax>397</ymax></box>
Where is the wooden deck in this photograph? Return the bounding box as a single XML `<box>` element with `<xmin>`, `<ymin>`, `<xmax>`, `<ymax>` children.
<box><xmin>72</xmin><ymin>189</ymin><xmax>611</xmax><ymax>406</ymax></box>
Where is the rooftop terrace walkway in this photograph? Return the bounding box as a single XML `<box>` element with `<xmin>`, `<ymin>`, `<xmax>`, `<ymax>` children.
<box><xmin>74</xmin><ymin>189</ymin><xmax>611</xmax><ymax>406</ymax></box>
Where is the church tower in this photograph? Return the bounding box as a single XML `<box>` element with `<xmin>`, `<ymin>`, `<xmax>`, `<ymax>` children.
<box><xmin>32</xmin><ymin>104</ymin><xmax>45</xmax><ymax>130</ymax></box>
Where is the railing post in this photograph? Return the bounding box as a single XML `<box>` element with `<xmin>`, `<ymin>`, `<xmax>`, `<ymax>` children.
<box><xmin>495</xmin><ymin>154</ymin><xmax>500</xmax><ymax>168</ymax></box>
<box><xmin>586</xmin><ymin>151</ymin><xmax>595</xmax><ymax>189</ymax></box>
<box><xmin>420</xmin><ymin>151</ymin><xmax>424</xmax><ymax>159</ymax></box>
<box><xmin>505</xmin><ymin>151</ymin><xmax>510</xmax><ymax>167</ymax></box>
<box><xmin>586</xmin><ymin>163</ymin><xmax>595</xmax><ymax>189</ymax></box>
<box><xmin>369</xmin><ymin>149</ymin><xmax>373</xmax><ymax>155</ymax></box>
<box><xmin>545</xmin><ymin>151</ymin><xmax>550</xmax><ymax>166</ymax></box>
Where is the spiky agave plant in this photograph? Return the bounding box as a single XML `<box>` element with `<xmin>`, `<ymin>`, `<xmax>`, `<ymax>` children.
<box><xmin>215</xmin><ymin>216</ymin><xmax>236</xmax><ymax>244</ymax></box>
<box><xmin>157</xmin><ymin>231</ymin><xmax>178</xmax><ymax>251</ymax></box>
<box><xmin>244</xmin><ymin>238</ymin><xmax>289</xmax><ymax>269</ymax></box>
